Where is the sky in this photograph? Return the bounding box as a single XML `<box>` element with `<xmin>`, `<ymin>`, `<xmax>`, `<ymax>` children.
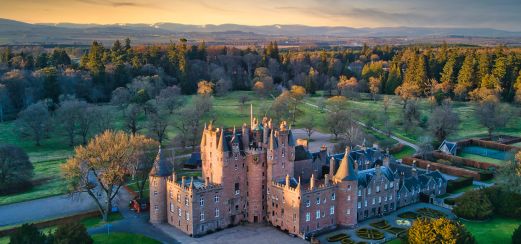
<box><xmin>1</xmin><ymin>0</ymin><xmax>520</xmax><ymax>31</ymax></box>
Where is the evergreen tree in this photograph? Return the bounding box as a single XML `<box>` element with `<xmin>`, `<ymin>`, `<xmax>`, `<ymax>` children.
<box><xmin>53</xmin><ymin>222</ymin><xmax>93</xmax><ymax>244</ymax></box>
<box><xmin>41</xmin><ymin>67</ymin><xmax>60</xmax><ymax>103</ymax></box>
<box><xmin>415</xmin><ymin>54</ymin><xmax>429</xmax><ymax>95</ymax></box>
<box><xmin>440</xmin><ymin>54</ymin><xmax>456</xmax><ymax>95</ymax></box>
<box><xmin>9</xmin><ymin>224</ymin><xmax>48</xmax><ymax>244</ymax></box>
<box><xmin>455</xmin><ymin>52</ymin><xmax>476</xmax><ymax>100</ymax></box>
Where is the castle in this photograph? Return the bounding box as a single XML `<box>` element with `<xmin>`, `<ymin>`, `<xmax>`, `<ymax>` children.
<box><xmin>149</xmin><ymin>112</ymin><xmax>447</xmax><ymax>239</ymax></box>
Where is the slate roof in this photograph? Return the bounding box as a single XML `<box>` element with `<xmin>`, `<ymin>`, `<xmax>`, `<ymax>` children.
<box><xmin>288</xmin><ymin>130</ymin><xmax>296</xmax><ymax>146</ymax></box>
<box><xmin>295</xmin><ymin>145</ymin><xmax>312</xmax><ymax>161</ymax></box>
<box><xmin>439</xmin><ymin>140</ymin><xmax>457</xmax><ymax>155</ymax></box>
<box><xmin>276</xmin><ymin>177</ymin><xmax>299</xmax><ymax>188</ymax></box>
<box><xmin>184</xmin><ymin>152</ymin><xmax>201</xmax><ymax>167</ymax></box>
<box><xmin>357</xmin><ymin>166</ymin><xmax>394</xmax><ymax>188</ymax></box>
<box><xmin>219</xmin><ymin>129</ymin><xmax>246</xmax><ymax>156</ymax></box>
<box><xmin>150</xmin><ymin>146</ymin><xmax>173</xmax><ymax>177</ymax></box>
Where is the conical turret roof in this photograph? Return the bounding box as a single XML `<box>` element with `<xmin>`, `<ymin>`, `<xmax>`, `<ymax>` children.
<box><xmin>334</xmin><ymin>147</ymin><xmax>357</xmax><ymax>181</ymax></box>
<box><xmin>150</xmin><ymin>145</ymin><xmax>172</xmax><ymax>177</ymax></box>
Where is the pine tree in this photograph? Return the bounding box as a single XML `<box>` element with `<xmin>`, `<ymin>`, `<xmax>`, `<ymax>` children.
<box><xmin>414</xmin><ymin>54</ymin><xmax>429</xmax><ymax>96</ymax></box>
<box><xmin>454</xmin><ymin>52</ymin><xmax>476</xmax><ymax>100</ymax></box>
<box><xmin>440</xmin><ymin>54</ymin><xmax>456</xmax><ymax>94</ymax></box>
<box><xmin>385</xmin><ymin>62</ymin><xmax>402</xmax><ymax>94</ymax></box>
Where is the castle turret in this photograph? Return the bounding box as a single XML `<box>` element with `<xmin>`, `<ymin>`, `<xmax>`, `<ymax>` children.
<box><xmin>334</xmin><ymin>147</ymin><xmax>356</xmax><ymax>182</ymax></box>
<box><xmin>149</xmin><ymin>146</ymin><xmax>171</xmax><ymax>224</ymax></box>
<box><xmin>329</xmin><ymin>157</ymin><xmax>336</xmax><ymax>177</ymax></box>
<box><xmin>334</xmin><ymin>146</ymin><xmax>358</xmax><ymax>227</ymax></box>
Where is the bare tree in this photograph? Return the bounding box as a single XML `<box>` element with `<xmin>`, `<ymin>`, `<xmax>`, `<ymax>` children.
<box><xmin>77</xmin><ymin>105</ymin><xmax>97</xmax><ymax>145</ymax></box>
<box><xmin>428</xmin><ymin>100</ymin><xmax>460</xmax><ymax>142</ymax></box>
<box><xmin>156</xmin><ymin>85</ymin><xmax>182</xmax><ymax>114</ymax></box>
<box><xmin>475</xmin><ymin>99</ymin><xmax>510</xmax><ymax>139</ymax></box>
<box><xmin>301</xmin><ymin>115</ymin><xmax>315</xmax><ymax>140</ymax></box>
<box><xmin>172</xmin><ymin>107</ymin><xmax>203</xmax><ymax>151</ymax></box>
<box><xmin>326</xmin><ymin>110</ymin><xmax>349</xmax><ymax>140</ymax></box>
<box><xmin>403</xmin><ymin>100</ymin><xmax>421</xmax><ymax>132</ymax></box>
<box><xmin>56</xmin><ymin>98</ymin><xmax>84</xmax><ymax>146</ymax></box>
<box><xmin>147</xmin><ymin>110</ymin><xmax>169</xmax><ymax>144</ymax></box>
<box><xmin>17</xmin><ymin>101</ymin><xmax>51</xmax><ymax>146</ymax></box>
<box><xmin>123</xmin><ymin>104</ymin><xmax>142</xmax><ymax>136</ymax></box>
<box><xmin>342</xmin><ymin>121</ymin><xmax>364</xmax><ymax>148</ymax></box>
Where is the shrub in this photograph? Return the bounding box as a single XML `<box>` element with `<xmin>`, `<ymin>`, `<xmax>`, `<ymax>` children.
<box><xmin>408</xmin><ymin>218</ymin><xmax>475</xmax><ymax>244</ymax></box>
<box><xmin>512</xmin><ymin>224</ymin><xmax>521</xmax><ymax>244</ymax></box>
<box><xmin>482</xmin><ymin>187</ymin><xmax>521</xmax><ymax>218</ymax></box>
<box><xmin>0</xmin><ymin>144</ymin><xmax>34</xmax><ymax>195</ymax></box>
<box><xmin>327</xmin><ymin>233</ymin><xmax>349</xmax><ymax>242</ymax></box>
<box><xmin>453</xmin><ymin>190</ymin><xmax>494</xmax><ymax>220</ymax></box>
<box><xmin>9</xmin><ymin>224</ymin><xmax>48</xmax><ymax>244</ymax></box>
<box><xmin>444</xmin><ymin>198</ymin><xmax>456</xmax><ymax>205</ymax></box>
<box><xmin>446</xmin><ymin>177</ymin><xmax>473</xmax><ymax>193</ymax></box>
<box><xmin>53</xmin><ymin>222</ymin><xmax>93</xmax><ymax>244</ymax></box>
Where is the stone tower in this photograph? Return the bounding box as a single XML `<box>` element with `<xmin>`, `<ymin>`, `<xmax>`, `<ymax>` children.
<box><xmin>333</xmin><ymin>147</ymin><xmax>358</xmax><ymax>227</ymax></box>
<box><xmin>149</xmin><ymin>146</ymin><xmax>171</xmax><ymax>224</ymax></box>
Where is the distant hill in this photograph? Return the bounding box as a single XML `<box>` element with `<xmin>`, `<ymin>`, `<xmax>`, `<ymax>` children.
<box><xmin>1</xmin><ymin>18</ymin><xmax>521</xmax><ymax>45</ymax></box>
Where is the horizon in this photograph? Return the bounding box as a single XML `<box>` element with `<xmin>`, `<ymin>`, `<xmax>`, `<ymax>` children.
<box><xmin>1</xmin><ymin>0</ymin><xmax>521</xmax><ymax>32</ymax></box>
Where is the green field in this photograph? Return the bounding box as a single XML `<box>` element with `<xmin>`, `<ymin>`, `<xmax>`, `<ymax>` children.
<box><xmin>462</xmin><ymin>217</ymin><xmax>521</xmax><ymax>243</ymax></box>
<box><xmin>91</xmin><ymin>232</ymin><xmax>160</xmax><ymax>244</ymax></box>
<box><xmin>391</xmin><ymin>145</ymin><xmax>415</xmax><ymax>159</ymax></box>
<box><xmin>457</xmin><ymin>152</ymin><xmax>508</xmax><ymax>165</ymax></box>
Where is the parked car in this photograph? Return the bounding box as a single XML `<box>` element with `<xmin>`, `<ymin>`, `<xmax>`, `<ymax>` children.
<box><xmin>129</xmin><ymin>198</ymin><xmax>149</xmax><ymax>213</ymax></box>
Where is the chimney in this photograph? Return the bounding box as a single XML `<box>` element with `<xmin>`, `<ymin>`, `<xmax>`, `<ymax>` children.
<box><xmin>383</xmin><ymin>155</ymin><xmax>390</xmax><ymax>168</ymax></box>
<box><xmin>427</xmin><ymin>164</ymin><xmax>431</xmax><ymax>173</ymax></box>
<box><xmin>329</xmin><ymin>157</ymin><xmax>336</xmax><ymax>176</ymax></box>
<box><xmin>324</xmin><ymin>174</ymin><xmax>330</xmax><ymax>186</ymax></box>
<box><xmin>181</xmin><ymin>176</ymin><xmax>186</xmax><ymax>187</ymax></box>
<box><xmin>321</xmin><ymin>144</ymin><xmax>327</xmax><ymax>152</ymax></box>
<box><xmin>412</xmin><ymin>160</ymin><xmax>418</xmax><ymax>177</ymax></box>
<box><xmin>189</xmin><ymin>176</ymin><xmax>194</xmax><ymax>189</ymax></box>
<box><xmin>310</xmin><ymin>174</ymin><xmax>315</xmax><ymax>190</ymax></box>
<box><xmin>375</xmin><ymin>164</ymin><xmax>381</xmax><ymax>178</ymax></box>
<box><xmin>285</xmin><ymin>174</ymin><xmax>290</xmax><ymax>188</ymax></box>
<box><xmin>296</xmin><ymin>177</ymin><xmax>301</xmax><ymax>192</ymax></box>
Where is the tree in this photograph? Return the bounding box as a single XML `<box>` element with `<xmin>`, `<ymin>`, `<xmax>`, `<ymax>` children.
<box><xmin>301</xmin><ymin>115</ymin><xmax>315</xmax><ymax>140</ymax></box>
<box><xmin>381</xmin><ymin>96</ymin><xmax>392</xmax><ymax>136</ymax></box>
<box><xmin>417</xmin><ymin>136</ymin><xmax>434</xmax><ymax>160</ymax></box>
<box><xmin>455</xmin><ymin>53</ymin><xmax>476</xmax><ymax>100</ymax></box>
<box><xmin>9</xmin><ymin>224</ymin><xmax>48</xmax><ymax>244</ymax></box>
<box><xmin>123</xmin><ymin>104</ymin><xmax>142</xmax><ymax>136</ymax></box>
<box><xmin>147</xmin><ymin>110</ymin><xmax>169</xmax><ymax>144</ymax></box>
<box><xmin>17</xmin><ymin>101</ymin><xmax>51</xmax><ymax>146</ymax></box>
<box><xmin>238</xmin><ymin>95</ymin><xmax>250</xmax><ymax>113</ymax></box>
<box><xmin>62</xmin><ymin>131</ymin><xmax>157</xmax><ymax>221</ymax></box>
<box><xmin>513</xmin><ymin>224</ymin><xmax>521</xmax><ymax>244</ymax></box>
<box><xmin>368</xmin><ymin>76</ymin><xmax>381</xmax><ymax>101</ymax></box>
<box><xmin>53</xmin><ymin>222</ymin><xmax>93</xmax><ymax>244</ymax></box>
<box><xmin>474</xmin><ymin>99</ymin><xmax>509</xmax><ymax>138</ymax></box>
<box><xmin>428</xmin><ymin>100</ymin><xmax>460</xmax><ymax>142</ymax></box>
<box><xmin>514</xmin><ymin>70</ymin><xmax>521</xmax><ymax>104</ymax></box>
<box><xmin>395</xmin><ymin>81</ymin><xmax>419</xmax><ymax>109</ymax></box>
<box><xmin>129</xmin><ymin>136</ymin><xmax>160</xmax><ymax>199</ymax></box>
<box><xmin>342</xmin><ymin>120</ymin><xmax>364</xmax><ymax>147</ymax></box>
<box><xmin>197</xmin><ymin>80</ymin><xmax>214</xmax><ymax>96</ymax></box>
<box><xmin>289</xmin><ymin>85</ymin><xmax>306</xmax><ymax>125</ymax></box>
<box><xmin>470</xmin><ymin>74</ymin><xmax>502</xmax><ymax>101</ymax></box>
<box><xmin>56</xmin><ymin>98</ymin><xmax>86</xmax><ymax>146</ymax></box>
<box><xmin>41</xmin><ymin>67</ymin><xmax>61</xmax><ymax>103</ymax></box>
<box><xmin>77</xmin><ymin>105</ymin><xmax>98</xmax><ymax>145</ymax></box>
<box><xmin>453</xmin><ymin>189</ymin><xmax>494</xmax><ymax>220</ymax></box>
<box><xmin>0</xmin><ymin>145</ymin><xmax>33</xmax><ymax>194</ymax></box>
<box><xmin>110</xmin><ymin>87</ymin><xmax>131</xmax><ymax>107</ymax></box>
<box><xmin>402</xmin><ymin>100</ymin><xmax>420</xmax><ymax>132</ymax></box>
<box><xmin>156</xmin><ymin>85</ymin><xmax>181</xmax><ymax>114</ymax></box>
<box><xmin>385</xmin><ymin>62</ymin><xmax>402</xmax><ymax>94</ymax></box>
<box><xmin>337</xmin><ymin>75</ymin><xmax>358</xmax><ymax>97</ymax></box>
<box><xmin>408</xmin><ymin>217</ymin><xmax>475</xmax><ymax>244</ymax></box>
<box><xmin>496</xmin><ymin>152</ymin><xmax>521</xmax><ymax>195</ymax></box>
<box><xmin>172</xmin><ymin>107</ymin><xmax>203</xmax><ymax>150</ymax></box>
<box><xmin>440</xmin><ymin>54</ymin><xmax>457</xmax><ymax>94</ymax></box>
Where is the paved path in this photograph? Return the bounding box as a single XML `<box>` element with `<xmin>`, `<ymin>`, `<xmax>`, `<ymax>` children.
<box><xmin>0</xmin><ymin>192</ymin><xmax>98</xmax><ymax>227</ymax></box>
<box><xmin>302</xmin><ymin>100</ymin><xmax>419</xmax><ymax>151</ymax></box>
<box><xmin>291</xmin><ymin>128</ymin><xmax>336</xmax><ymax>152</ymax></box>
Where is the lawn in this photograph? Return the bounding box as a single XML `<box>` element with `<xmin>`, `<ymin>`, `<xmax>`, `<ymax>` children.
<box><xmin>391</xmin><ymin>145</ymin><xmax>415</xmax><ymax>159</ymax></box>
<box><xmin>457</xmin><ymin>152</ymin><xmax>508</xmax><ymax>165</ymax></box>
<box><xmin>462</xmin><ymin>217</ymin><xmax>521</xmax><ymax>243</ymax></box>
<box><xmin>91</xmin><ymin>232</ymin><xmax>160</xmax><ymax>244</ymax></box>
<box><xmin>0</xmin><ymin>159</ymin><xmax>69</xmax><ymax>206</ymax></box>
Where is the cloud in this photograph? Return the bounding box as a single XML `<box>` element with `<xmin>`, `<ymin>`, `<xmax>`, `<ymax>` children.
<box><xmin>76</xmin><ymin>0</ymin><xmax>148</xmax><ymax>8</ymax></box>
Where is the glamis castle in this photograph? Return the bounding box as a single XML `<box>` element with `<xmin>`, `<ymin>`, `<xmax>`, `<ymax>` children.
<box><xmin>149</xmin><ymin>108</ymin><xmax>447</xmax><ymax>239</ymax></box>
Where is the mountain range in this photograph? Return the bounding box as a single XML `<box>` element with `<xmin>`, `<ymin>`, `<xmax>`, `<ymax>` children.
<box><xmin>1</xmin><ymin>18</ymin><xmax>521</xmax><ymax>45</ymax></box>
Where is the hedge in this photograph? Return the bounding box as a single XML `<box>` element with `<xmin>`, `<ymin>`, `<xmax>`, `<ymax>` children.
<box><xmin>447</xmin><ymin>177</ymin><xmax>473</xmax><ymax>193</ymax></box>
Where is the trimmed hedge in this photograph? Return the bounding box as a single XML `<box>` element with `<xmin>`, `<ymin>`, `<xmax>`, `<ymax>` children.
<box><xmin>447</xmin><ymin>177</ymin><xmax>473</xmax><ymax>193</ymax></box>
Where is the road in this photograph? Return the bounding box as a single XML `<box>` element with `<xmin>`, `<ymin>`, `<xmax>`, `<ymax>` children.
<box><xmin>301</xmin><ymin>100</ymin><xmax>419</xmax><ymax>151</ymax></box>
<box><xmin>0</xmin><ymin>192</ymin><xmax>98</xmax><ymax>227</ymax></box>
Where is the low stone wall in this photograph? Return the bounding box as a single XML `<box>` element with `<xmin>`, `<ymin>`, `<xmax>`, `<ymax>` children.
<box><xmin>432</xmin><ymin>151</ymin><xmax>498</xmax><ymax>170</ymax></box>
<box><xmin>402</xmin><ymin>157</ymin><xmax>484</xmax><ymax>180</ymax></box>
<box><xmin>0</xmin><ymin>210</ymin><xmax>100</xmax><ymax>237</ymax></box>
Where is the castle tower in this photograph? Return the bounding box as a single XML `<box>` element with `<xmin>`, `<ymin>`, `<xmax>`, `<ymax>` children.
<box><xmin>334</xmin><ymin>147</ymin><xmax>358</xmax><ymax>227</ymax></box>
<box><xmin>149</xmin><ymin>146</ymin><xmax>171</xmax><ymax>224</ymax></box>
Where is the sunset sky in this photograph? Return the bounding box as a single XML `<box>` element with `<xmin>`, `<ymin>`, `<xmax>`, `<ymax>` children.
<box><xmin>2</xmin><ymin>0</ymin><xmax>520</xmax><ymax>31</ymax></box>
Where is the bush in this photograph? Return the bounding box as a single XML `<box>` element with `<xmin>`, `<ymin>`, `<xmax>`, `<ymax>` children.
<box><xmin>0</xmin><ymin>144</ymin><xmax>34</xmax><ymax>195</ymax></box>
<box><xmin>9</xmin><ymin>224</ymin><xmax>48</xmax><ymax>244</ymax></box>
<box><xmin>53</xmin><ymin>222</ymin><xmax>93</xmax><ymax>244</ymax></box>
<box><xmin>408</xmin><ymin>218</ymin><xmax>475</xmax><ymax>244</ymax></box>
<box><xmin>512</xmin><ymin>224</ymin><xmax>521</xmax><ymax>244</ymax></box>
<box><xmin>444</xmin><ymin>198</ymin><xmax>456</xmax><ymax>205</ymax></box>
<box><xmin>447</xmin><ymin>177</ymin><xmax>473</xmax><ymax>193</ymax></box>
<box><xmin>453</xmin><ymin>190</ymin><xmax>494</xmax><ymax>220</ymax></box>
<box><xmin>482</xmin><ymin>187</ymin><xmax>521</xmax><ymax>218</ymax></box>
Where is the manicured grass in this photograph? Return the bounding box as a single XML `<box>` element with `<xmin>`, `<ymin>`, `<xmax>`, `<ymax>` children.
<box><xmin>386</xmin><ymin>239</ymin><xmax>403</xmax><ymax>244</ymax></box>
<box><xmin>457</xmin><ymin>152</ymin><xmax>507</xmax><ymax>165</ymax></box>
<box><xmin>0</xmin><ymin>236</ymin><xmax>8</xmax><ymax>244</ymax></box>
<box><xmin>391</xmin><ymin>145</ymin><xmax>415</xmax><ymax>159</ymax></box>
<box><xmin>91</xmin><ymin>232</ymin><xmax>160</xmax><ymax>244</ymax></box>
<box><xmin>452</xmin><ymin>184</ymin><xmax>481</xmax><ymax>194</ymax></box>
<box><xmin>462</xmin><ymin>217</ymin><xmax>521</xmax><ymax>244</ymax></box>
<box><xmin>81</xmin><ymin>212</ymin><xmax>124</xmax><ymax>228</ymax></box>
<box><xmin>0</xmin><ymin>159</ymin><xmax>69</xmax><ymax>206</ymax></box>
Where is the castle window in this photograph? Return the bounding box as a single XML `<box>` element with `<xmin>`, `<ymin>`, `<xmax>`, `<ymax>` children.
<box><xmin>372</xmin><ymin>198</ymin><xmax>375</xmax><ymax>205</ymax></box>
<box><xmin>154</xmin><ymin>191</ymin><xmax>158</xmax><ymax>196</ymax></box>
<box><xmin>154</xmin><ymin>205</ymin><xmax>158</xmax><ymax>212</ymax></box>
<box><xmin>347</xmin><ymin>185</ymin><xmax>351</xmax><ymax>190</ymax></box>
<box><xmin>368</xmin><ymin>188</ymin><xmax>371</xmax><ymax>195</ymax></box>
<box><xmin>235</xmin><ymin>183</ymin><xmax>240</xmax><ymax>195</ymax></box>
<box><xmin>214</xmin><ymin>195</ymin><xmax>219</xmax><ymax>203</ymax></box>
<box><xmin>305</xmin><ymin>199</ymin><xmax>310</xmax><ymax>207</ymax></box>
<box><xmin>235</xmin><ymin>164</ymin><xmax>238</xmax><ymax>170</ymax></box>
<box><xmin>385</xmin><ymin>183</ymin><xmax>388</xmax><ymax>190</ymax></box>
<box><xmin>200</xmin><ymin>198</ymin><xmax>204</xmax><ymax>206</ymax></box>
<box><xmin>200</xmin><ymin>212</ymin><xmax>205</xmax><ymax>221</ymax></box>
<box><xmin>169</xmin><ymin>191</ymin><xmax>172</xmax><ymax>199</ymax></box>
<box><xmin>215</xmin><ymin>208</ymin><xmax>220</xmax><ymax>217</ymax></box>
<box><xmin>170</xmin><ymin>203</ymin><xmax>174</xmax><ymax>212</ymax></box>
<box><xmin>358</xmin><ymin>190</ymin><xmax>362</xmax><ymax>196</ymax></box>
<box><xmin>306</xmin><ymin>212</ymin><xmax>310</xmax><ymax>222</ymax></box>
<box><xmin>376</xmin><ymin>186</ymin><xmax>380</xmax><ymax>193</ymax></box>
<box><xmin>330</xmin><ymin>206</ymin><xmax>335</xmax><ymax>215</ymax></box>
<box><xmin>177</xmin><ymin>194</ymin><xmax>181</xmax><ymax>203</ymax></box>
<box><xmin>316</xmin><ymin>197</ymin><xmax>320</xmax><ymax>205</ymax></box>
<box><xmin>389</xmin><ymin>194</ymin><xmax>393</xmax><ymax>200</ymax></box>
<box><xmin>186</xmin><ymin>212</ymin><xmax>190</xmax><ymax>221</ymax></box>
<box><xmin>364</xmin><ymin>200</ymin><xmax>367</xmax><ymax>207</ymax></box>
<box><xmin>316</xmin><ymin>210</ymin><xmax>320</xmax><ymax>219</ymax></box>
<box><xmin>331</xmin><ymin>193</ymin><xmax>336</xmax><ymax>200</ymax></box>
<box><xmin>178</xmin><ymin>208</ymin><xmax>182</xmax><ymax>217</ymax></box>
<box><xmin>185</xmin><ymin>197</ymin><xmax>188</xmax><ymax>206</ymax></box>
<box><xmin>378</xmin><ymin>196</ymin><xmax>382</xmax><ymax>203</ymax></box>
<box><xmin>281</xmin><ymin>148</ymin><xmax>285</xmax><ymax>158</ymax></box>
<box><xmin>347</xmin><ymin>195</ymin><xmax>351</xmax><ymax>201</ymax></box>
<box><xmin>357</xmin><ymin>202</ymin><xmax>361</xmax><ymax>209</ymax></box>
<box><xmin>390</xmin><ymin>182</ymin><xmax>394</xmax><ymax>188</ymax></box>
<box><xmin>384</xmin><ymin>196</ymin><xmax>387</xmax><ymax>202</ymax></box>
